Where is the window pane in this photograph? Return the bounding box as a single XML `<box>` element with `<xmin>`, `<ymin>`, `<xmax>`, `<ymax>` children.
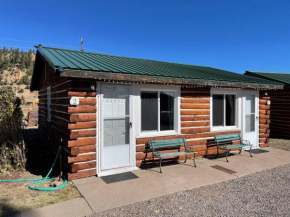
<box><xmin>213</xmin><ymin>95</ymin><xmax>224</xmax><ymax>126</ymax></box>
<box><xmin>160</xmin><ymin>92</ymin><xmax>175</xmax><ymax>131</ymax></box>
<box><xmin>141</xmin><ymin>92</ymin><xmax>158</xmax><ymax>131</ymax></box>
<box><xmin>246</xmin><ymin>95</ymin><xmax>255</xmax><ymax>114</ymax></box>
<box><xmin>246</xmin><ymin>114</ymin><xmax>255</xmax><ymax>132</ymax></box>
<box><xmin>226</xmin><ymin>95</ymin><xmax>236</xmax><ymax>126</ymax></box>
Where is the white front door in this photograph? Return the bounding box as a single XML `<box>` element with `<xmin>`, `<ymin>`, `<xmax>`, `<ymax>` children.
<box><xmin>242</xmin><ymin>91</ymin><xmax>259</xmax><ymax>148</ymax></box>
<box><xmin>100</xmin><ymin>84</ymin><xmax>132</xmax><ymax>171</ymax></box>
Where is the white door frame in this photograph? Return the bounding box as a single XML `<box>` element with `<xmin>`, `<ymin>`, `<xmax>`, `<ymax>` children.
<box><xmin>242</xmin><ymin>90</ymin><xmax>259</xmax><ymax>149</ymax></box>
<box><xmin>96</xmin><ymin>82</ymin><xmax>138</xmax><ymax>177</ymax></box>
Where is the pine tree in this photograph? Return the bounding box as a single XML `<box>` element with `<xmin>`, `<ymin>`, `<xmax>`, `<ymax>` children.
<box><xmin>19</xmin><ymin>52</ymin><xmax>26</xmax><ymax>70</ymax></box>
<box><xmin>3</xmin><ymin>47</ymin><xmax>7</xmax><ymax>54</ymax></box>
<box><xmin>2</xmin><ymin>57</ymin><xmax>9</xmax><ymax>70</ymax></box>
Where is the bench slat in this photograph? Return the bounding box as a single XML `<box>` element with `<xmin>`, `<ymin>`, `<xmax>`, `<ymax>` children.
<box><xmin>215</xmin><ymin>133</ymin><xmax>240</xmax><ymax>143</ymax></box>
<box><xmin>149</xmin><ymin>138</ymin><xmax>185</xmax><ymax>150</ymax></box>
<box><xmin>218</xmin><ymin>144</ymin><xmax>251</xmax><ymax>150</ymax></box>
<box><xmin>150</xmin><ymin>139</ymin><xmax>184</xmax><ymax>145</ymax></box>
<box><xmin>158</xmin><ymin>151</ymin><xmax>194</xmax><ymax>158</ymax></box>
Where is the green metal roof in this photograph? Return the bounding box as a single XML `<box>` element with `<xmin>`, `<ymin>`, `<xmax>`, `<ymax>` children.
<box><xmin>36</xmin><ymin>46</ymin><xmax>281</xmax><ymax>87</ymax></box>
<box><xmin>245</xmin><ymin>71</ymin><xmax>290</xmax><ymax>85</ymax></box>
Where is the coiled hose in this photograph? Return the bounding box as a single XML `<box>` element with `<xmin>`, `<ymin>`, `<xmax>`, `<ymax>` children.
<box><xmin>0</xmin><ymin>146</ymin><xmax>67</xmax><ymax>191</ymax></box>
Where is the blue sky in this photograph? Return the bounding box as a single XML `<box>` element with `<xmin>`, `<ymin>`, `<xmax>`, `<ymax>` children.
<box><xmin>0</xmin><ymin>0</ymin><xmax>289</xmax><ymax>74</ymax></box>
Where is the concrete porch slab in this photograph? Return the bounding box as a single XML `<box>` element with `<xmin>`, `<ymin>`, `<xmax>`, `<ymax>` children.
<box><xmin>73</xmin><ymin>147</ymin><xmax>290</xmax><ymax>214</ymax></box>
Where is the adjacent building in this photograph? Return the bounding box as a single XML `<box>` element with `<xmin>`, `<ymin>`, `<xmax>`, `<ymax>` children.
<box><xmin>245</xmin><ymin>71</ymin><xmax>290</xmax><ymax>139</ymax></box>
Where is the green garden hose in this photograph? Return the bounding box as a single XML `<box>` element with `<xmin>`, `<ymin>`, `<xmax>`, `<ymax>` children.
<box><xmin>0</xmin><ymin>146</ymin><xmax>67</xmax><ymax>191</ymax></box>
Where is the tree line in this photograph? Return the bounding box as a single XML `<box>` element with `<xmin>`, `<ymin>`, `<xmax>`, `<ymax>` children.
<box><xmin>0</xmin><ymin>47</ymin><xmax>34</xmax><ymax>71</ymax></box>
<box><xmin>0</xmin><ymin>47</ymin><xmax>35</xmax><ymax>86</ymax></box>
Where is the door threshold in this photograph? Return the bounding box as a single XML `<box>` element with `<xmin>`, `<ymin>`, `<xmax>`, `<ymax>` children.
<box><xmin>97</xmin><ymin>167</ymin><xmax>139</xmax><ymax>177</ymax></box>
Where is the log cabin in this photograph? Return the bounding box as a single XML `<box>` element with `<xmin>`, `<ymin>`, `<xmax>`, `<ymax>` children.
<box><xmin>245</xmin><ymin>71</ymin><xmax>290</xmax><ymax>139</ymax></box>
<box><xmin>30</xmin><ymin>46</ymin><xmax>283</xmax><ymax>180</ymax></box>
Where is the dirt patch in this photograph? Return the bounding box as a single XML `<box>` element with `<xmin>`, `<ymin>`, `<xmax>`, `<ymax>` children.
<box><xmin>0</xmin><ymin>171</ymin><xmax>81</xmax><ymax>217</ymax></box>
<box><xmin>270</xmin><ymin>138</ymin><xmax>290</xmax><ymax>151</ymax></box>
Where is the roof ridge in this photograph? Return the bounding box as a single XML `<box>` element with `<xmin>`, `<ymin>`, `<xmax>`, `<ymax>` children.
<box><xmin>246</xmin><ymin>71</ymin><xmax>290</xmax><ymax>75</ymax></box>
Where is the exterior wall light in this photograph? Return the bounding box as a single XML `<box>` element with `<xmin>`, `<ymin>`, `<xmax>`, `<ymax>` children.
<box><xmin>267</xmin><ymin>100</ymin><xmax>271</xmax><ymax>105</ymax></box>
<box><xmin>90</xmin><ymin>84</ymin><xmax>96</xmax><ymax>91</ymax></box>
<box><xmin>264</xmin><ymin>92</ymin><xmax>268</xmax><ymax>96</ymax></box>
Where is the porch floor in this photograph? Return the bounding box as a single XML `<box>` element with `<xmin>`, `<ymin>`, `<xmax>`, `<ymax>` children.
<box><xmin>73</xmin><ymin>147</ymin><xmax>290</xmax><ymax>213</ymax></box>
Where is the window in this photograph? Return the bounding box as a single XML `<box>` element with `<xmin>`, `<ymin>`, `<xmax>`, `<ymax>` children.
<box><xmin>212</xmin><ymin>94</ymin><xmax>236</xmax><ymax>127</ymax></box>
<box><xmin>245</xmin><ymin>95</ymin><xmax>255</xmax><ymax>132</ymax></box>
<box><xmin>141</xmin><ymin>91</ymin><xmax>175</xmax><ymax>132</ymax></box>
<box><xmin>47</xmin><ymin>86</ymin><xmax>51</xmax><ymax>122</ymax></box>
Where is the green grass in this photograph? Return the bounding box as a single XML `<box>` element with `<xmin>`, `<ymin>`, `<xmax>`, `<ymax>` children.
<box><xmin>0</xmin><ymin>171</ymin><xmax>81</xmax><ymax>217</ymax></box>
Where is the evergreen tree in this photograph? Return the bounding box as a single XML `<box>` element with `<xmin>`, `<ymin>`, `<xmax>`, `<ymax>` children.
<box><xmin>2</xmin><ymin>57</ymin><xmax>9</xmax><ymax>70</ymax></box>
<box><xmin>21</xmin><ymin>75</ymin><xmax>30</xmax><ymax>85</ymax></box>
<box><xmin>3</xmin><ymin>47</ymin><xmax>7</xmax><ymax>54</ymax></box>
<box><xmin>19</xmin><ymin>52</ymin><xmax>26</xmax><ymax>70</ymax></box>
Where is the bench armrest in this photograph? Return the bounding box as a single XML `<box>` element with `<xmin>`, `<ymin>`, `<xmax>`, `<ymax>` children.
<box><xmin>241</xmin><ymin>140</ymin><xmax>252</xmax><ymax>146</ymax></box>
<box><xmin>152</xmin><ymin>150</ymin><xmax>161</xmax><ymax>157</ymax></box>
<box><xmin>186</xmin><ymin>146</ymin><xmax>196</xmax><ymax>152</ymax></box>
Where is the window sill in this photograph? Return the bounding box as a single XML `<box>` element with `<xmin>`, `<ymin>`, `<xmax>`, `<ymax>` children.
<box><xmin>136</xmin><ymin>131</ymin><xmax>180</xmax><ymax>139</ymax></box>
<box><xmin>210</xmin><ymin>126</ymin><xmax>240</xmax><ymax>133</ymax></box>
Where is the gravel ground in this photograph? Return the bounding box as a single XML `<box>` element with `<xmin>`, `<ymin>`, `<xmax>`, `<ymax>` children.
<box><xmin>90</xmin><ymin>164</ymin><xmax>290</xmax><ymax>217</ymax></box>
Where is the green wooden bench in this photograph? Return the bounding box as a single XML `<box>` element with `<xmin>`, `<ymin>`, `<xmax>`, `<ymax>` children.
<box><xmin>148</xmin><ymin>138</ymin><xmax>197</xmax><ymax>173</ymax></box>
<box><xmin>214</xmin><ymin>133</ymin><xmax>253</xmax><ymax>162</ymax></box>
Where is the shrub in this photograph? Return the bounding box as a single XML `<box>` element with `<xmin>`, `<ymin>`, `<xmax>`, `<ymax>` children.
<box><xmin>18</xmin><ymin>89</ymin><xmax>24</xmax><ymax>93</ymax></box>
<box><xmin>0</xmin><ymin>87</ymin><xmax>26</xmax><ymax>172</ymax></box>
<box><xmin>26</xmin><ymin>69</ymin><xmax>33</xmax><ymax>76</ymax></box>
<box><xmin>22</xmin><ymin>75</ymin><xmax>30</xmax><ymax>85</ymax></box>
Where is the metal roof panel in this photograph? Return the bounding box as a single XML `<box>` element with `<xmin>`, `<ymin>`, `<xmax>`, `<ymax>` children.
<box><xmin>37</xmin><ymin>46</ymin><xmax>281</xmax><ymax>86</ymax></box>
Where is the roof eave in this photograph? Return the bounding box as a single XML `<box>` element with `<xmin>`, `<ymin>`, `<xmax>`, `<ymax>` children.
<box><xmin>60</xmin><ymin>70</ymin><xmax>283</xmax><ymax>90</ymax></box>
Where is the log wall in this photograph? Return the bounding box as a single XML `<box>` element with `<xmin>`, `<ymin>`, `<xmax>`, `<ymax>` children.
<box><xmin>259</xmin><ymin>91</ymin><xmax>271</xmax><ymax>147</ymax></box>
<box><xmin>266</xmin><ymin>87</ymin><xmax>290</xmax><ymax>139</ymax></box>
<box><xmin>136</xmin><ymin>87</ymin><xmax>242</xmax><ymax>167</ymax></box>
<box><xmin>37</xmin><ymin>64</ymin><xmax>97</xmax><ymax>180</ymax></box>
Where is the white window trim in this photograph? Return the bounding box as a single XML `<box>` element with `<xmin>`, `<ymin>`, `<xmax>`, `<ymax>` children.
<box><xmin>210</xmin><ymin>88</ymin><xmax>242</xmax><ymax>132</ymax></box>
<box><xmin>47</xmin><ymin>86</ymin><xmax>51</xmax><ymax>122</ymax></box>
<box><xmin>133</xmin><ymin>84</ymin><xmax>181</xmax><ymax>138</ymax></box>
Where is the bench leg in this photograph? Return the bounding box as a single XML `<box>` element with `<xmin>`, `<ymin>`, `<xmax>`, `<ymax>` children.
<box><xmin>249</xmin><ymin>147</ymin><xmax>253</xmax><ymax>157</ymax></box>
<box><xmin>216</xmin><ymin>147</ymin><xmax>219</xmax><ymax>159</ymax></box>
<box><xmin>184</xmin><ymin>155</ymin><xmax>187</xmax><ymax>163</ymax></box>
<box><xmin>226</xmin><ymin>150</ymin><xmax>230</xmax><ymax>162</ymax></box>
<box><xmin>159</xmin><ymin>158</ymin><xmax>163</xmax><ymax>173</ymax></box>
<box><xmin>239</xmin><ymin>148</ymin><xmax>242</xmax><ymax>154</ymax></box>
<box><xmin>151</xmin><ymin>156</ymin><xmax>155</xmax><ymax>168</ymax></box>
<box><xmin>193</xmin><ymin>153</ymin><xmax>196</xmax><ymax>167</ymax></box>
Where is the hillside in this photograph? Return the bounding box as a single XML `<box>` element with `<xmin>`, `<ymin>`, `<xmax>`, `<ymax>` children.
<box><xmin>0</xmin><ymin>47</ymin><xmax>37</xmax><ymax>103</ymax></box>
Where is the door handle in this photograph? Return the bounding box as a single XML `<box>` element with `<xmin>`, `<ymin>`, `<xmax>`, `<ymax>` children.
<box><xmin>129</xmin><ymin>122</ymin><xmax>132</xmax><ymax>128</ymax></box>
<box><xmin>256</xmin><ymin>117</ymin><xmax>259</xmax><ymax>121</ymax></box>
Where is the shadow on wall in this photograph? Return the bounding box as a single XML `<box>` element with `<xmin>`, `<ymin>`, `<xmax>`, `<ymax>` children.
<box><xmin>24</xmin><ymin>127</ymin><xmax>60</xmax><ymax>177</ymax></box>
